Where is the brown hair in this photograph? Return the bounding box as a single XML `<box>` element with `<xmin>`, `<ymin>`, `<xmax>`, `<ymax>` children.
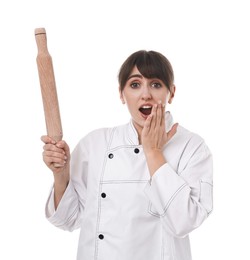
<box><xmin>118</xmin><ymin>50</ymin><xmax>174</xmax><ymax>92</ymax></box>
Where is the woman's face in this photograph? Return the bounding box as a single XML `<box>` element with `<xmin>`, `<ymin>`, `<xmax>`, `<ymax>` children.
<box><xmin>120</xmin><ymin>66</ymin><xmax>175</xmax><ymax>136</ymax></box>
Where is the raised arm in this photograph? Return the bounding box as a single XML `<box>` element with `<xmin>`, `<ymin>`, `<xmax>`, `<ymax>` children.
<box><xmin>41</xmin><ymin>135</ymin><xmax>70</xmax><ymax>209</ymax></box>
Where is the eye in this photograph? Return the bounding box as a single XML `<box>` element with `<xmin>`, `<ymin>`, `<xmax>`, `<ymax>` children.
<box><xmin>151</xmin><ymin>82</ymin><xmax>162</xmax><ymax>89</ymax></box>
<box><xmin>130</xmin><ymin>82</ymin><xmax>140</xmax><ymax>89</ymax></box>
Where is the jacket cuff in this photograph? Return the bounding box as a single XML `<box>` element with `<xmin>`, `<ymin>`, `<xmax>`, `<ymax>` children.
<box><xmin>45</xmin><ymin>186</ymin><xmax>55</xmax><ymax>217</ymax></box>
<box><xmin>45</xmin><ymin>181</ymin><xmax>77</xmax><ymax>227</ymax></box>
<box><xmin>144</xmin><ymin>163</ymin><xmax>189</xmax><ymax>216</ymax></box>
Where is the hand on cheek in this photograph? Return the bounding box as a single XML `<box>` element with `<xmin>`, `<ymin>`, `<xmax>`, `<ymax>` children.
<box><xmin>141</xmin><ymin>101</ymin><xmax>178</xmax><ymax>154</ymax></box>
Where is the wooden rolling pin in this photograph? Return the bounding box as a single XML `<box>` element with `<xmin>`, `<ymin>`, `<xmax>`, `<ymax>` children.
<box><xmin>35</xmin><ymin>28</ymin><xmax>63</xmax><ymax>142</ymax></box>
<box><xmin>35</xmin><ymin>28</ymin><xmax>63</xmax><ymax>167</ymax></box>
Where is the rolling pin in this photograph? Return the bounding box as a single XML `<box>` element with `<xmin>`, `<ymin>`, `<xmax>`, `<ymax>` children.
<box><xmin>35</xmin><ymin>28</ymin><xmax>63</xmax><ymax>167</ymax></box>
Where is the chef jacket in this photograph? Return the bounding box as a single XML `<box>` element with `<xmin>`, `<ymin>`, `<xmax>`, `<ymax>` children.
<box><xmin>46</xmin><ymin>112</ymin><xmax>213</xmax><ymax>260</ymax></box>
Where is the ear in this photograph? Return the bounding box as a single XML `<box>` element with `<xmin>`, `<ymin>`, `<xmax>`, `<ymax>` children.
<box><xmin>168</xmin><ymin>85</ymin><xmax>176</xmax><ymax>104</ymax></box>
<box><xmin>119</xmin><ymin>89</ymin><xmax>126</xmax><ymax>104</ymax></box>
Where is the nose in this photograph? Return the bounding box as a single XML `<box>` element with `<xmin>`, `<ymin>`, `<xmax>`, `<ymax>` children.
<box><xmin>141</xmin><ymin>86</ymin><xmax>152</xmax><ymax>101</ymax></box>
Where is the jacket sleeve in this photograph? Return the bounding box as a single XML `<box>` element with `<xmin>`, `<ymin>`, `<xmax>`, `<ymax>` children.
<box><xmin>144</xmin><ymin>140</ymin><xmax>213</xmax><ymax>238</ymax></box>
<box><xmin>45</xmin><ymin>138</ymin><xmax>89</xmax><ymax>232</ymax></box>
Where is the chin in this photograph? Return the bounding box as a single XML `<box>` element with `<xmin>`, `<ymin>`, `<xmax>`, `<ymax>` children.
<box><xmin>132</xmin><ymin>118</ymin><xmax>145</xmax><ymax>130</ymax></box>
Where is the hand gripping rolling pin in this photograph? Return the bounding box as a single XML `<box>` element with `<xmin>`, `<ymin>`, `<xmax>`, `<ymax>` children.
<box><xmin>35</xmin><ymin>28</ymin><xmax>63</xmax><ymax>167</ymax></box>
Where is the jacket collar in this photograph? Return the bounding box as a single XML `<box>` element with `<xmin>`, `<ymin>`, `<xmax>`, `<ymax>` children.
<box><xmin>127</xmin><ymin>111</ymin><xmax>174</xmax><ymax>145</ymax></box>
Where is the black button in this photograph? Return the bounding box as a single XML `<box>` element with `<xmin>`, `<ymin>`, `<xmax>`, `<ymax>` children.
<box><xmin>101</xmin><ymin>193</ymin><xmax>106</xmax><ymax>198</ymax></box>
<box><xmin>99</xmin><ymin>234</ymin><xmax>104</xmax><ymax>240</ymax></box>
<box><xmin>134</xmin><ymin>148</ymin><xmax>140</xmax><ymax>154</ymax></box>
<box><xmin>108</xmin><ymin>153</ymin><xmax>114</xmax><ymax>159</ymax></box>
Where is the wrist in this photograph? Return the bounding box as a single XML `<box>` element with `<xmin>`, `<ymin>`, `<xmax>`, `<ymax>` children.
<box><xmin>144</xmin><ymin>149</ymin><xmax>167</xmax><ymax>177</ymax></box>
<box><xmin>144</xmin><ymin>148</ymin><xmax>163</xmax><ymax>158</ymax></box>
<box><xmin>53</xmin><ymin>170</ymin><xmax>69</xmax><ymax>188</ymax></box>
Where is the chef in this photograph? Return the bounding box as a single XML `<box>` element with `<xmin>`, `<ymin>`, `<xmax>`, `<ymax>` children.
<box><xmin>42</xmin><ymin>50</ymin><xmax>213</xmax><ymax>260</ymax></box>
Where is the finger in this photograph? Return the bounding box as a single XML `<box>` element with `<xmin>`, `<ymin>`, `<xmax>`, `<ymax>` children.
<box><xmin>56</xmin><ymin>140</ymin><xmax>68</xmax><ymax>150</ymax></box>
<box><xmin>43</xmin><ymin>143</ymin><xmax>65</xmax><ymax>154</ymax></box>
<box><xmin>167</xmin><ymin>123</ymin><xmax>179</xmax><ymax>141</ymax></box>
<box><xmin>150</xmin><ymin>103</ymin><xmax>157</xmax><ymax>129</ymax></box>
<box><xmin>156</xmin><ymin>101</ymin><xmax>162</xmax><ymax>127</ymax></box>
<box><xmin>162</xmin><ymin>103</ymin><xmax>166</xmax><ymax>125</ymax></box>
<box><xmin>56</xmin><ymin>141</ymin><xmax>70</xmax><ymax>157</ymax></box>
<box><xmin>43</xmin><ymin>154</ymin><xmax>66</xmax><ymax>167</ymax></box>
<box><xmin>143</xmin><ymin>114</ymin><xmax>153</xmax><ymax>135</ymax></box>
<box><xmin>43</xmin><ymin>148</ymin><xmax>67</xmax><ymax>163</ymax></box>
<box><xmin>43</xmin><ymin>150</ymin><xmax>67</xmax><ymax>161</ymax></box>
<box><xmin>41</xmin><ymin>135</ymin><xmax>56</xmax><ymax>144</ymax></box>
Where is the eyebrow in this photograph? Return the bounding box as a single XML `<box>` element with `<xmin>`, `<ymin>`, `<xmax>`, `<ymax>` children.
<box><xmin>127</xmin><ymin>74</ymin><xmax>143</xmax><ymax>80</ymax></box>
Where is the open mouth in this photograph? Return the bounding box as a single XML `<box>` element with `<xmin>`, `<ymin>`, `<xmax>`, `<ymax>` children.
<box><xmin>139</xmin><ymin>105</ymin><xmax>152</xmax><ymax>116</ymax></box>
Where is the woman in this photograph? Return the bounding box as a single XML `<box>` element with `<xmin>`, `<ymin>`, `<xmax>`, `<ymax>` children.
<box><xmin>42</xmin><ymin>50</ymin><xmax>213</xmax><ymax>260</ymax></box>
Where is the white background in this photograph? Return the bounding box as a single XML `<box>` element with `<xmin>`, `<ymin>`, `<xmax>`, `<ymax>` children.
<box><xmin>0</xmin><ymin>0</ymin><xmax>249</xmax><ymax>259</ymax></box>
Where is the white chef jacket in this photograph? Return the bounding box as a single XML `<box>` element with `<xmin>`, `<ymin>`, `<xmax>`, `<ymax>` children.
<box><xmin>46</xmin><ymin>112</ymin><xmax>213</xmax><ymax>260</ymax></box>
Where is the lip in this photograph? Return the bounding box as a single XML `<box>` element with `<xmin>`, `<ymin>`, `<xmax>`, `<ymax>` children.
<box><xmin>139</xmin><ymin>103</ymin><xmax>154</xmax><ymax>109</ymax></box>
<box><xmin>139</xmin><ymin>111</ymin><xmax>149</xmax><ymax>119</ymax></box>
